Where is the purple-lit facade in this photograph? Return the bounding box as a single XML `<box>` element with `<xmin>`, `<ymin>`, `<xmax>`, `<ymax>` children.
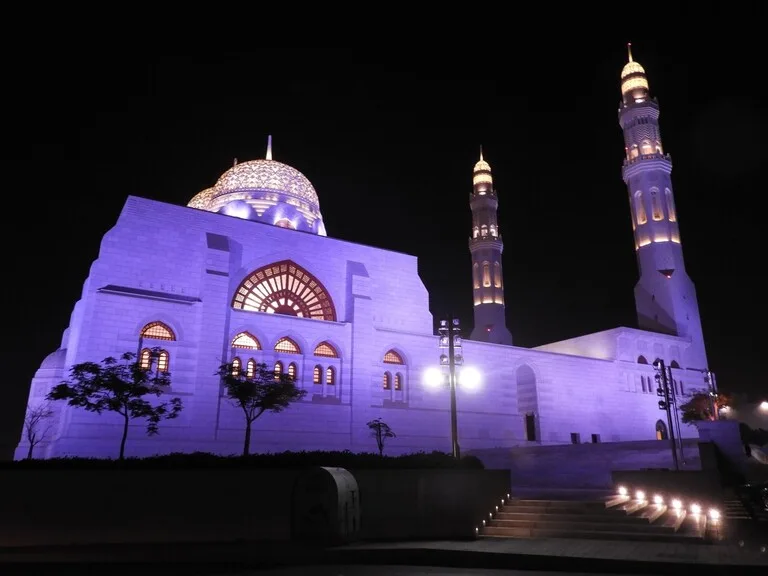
<box><xmin>17</xmin><ymin>50</ymin><xmax>710</xmax><ymax>459</ymax></box>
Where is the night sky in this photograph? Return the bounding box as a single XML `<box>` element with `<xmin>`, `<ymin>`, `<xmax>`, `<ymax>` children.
<box><xmin>4</xmin><ymin>23</ymin><xmax>765</xmax><ymax>454</ymax></box>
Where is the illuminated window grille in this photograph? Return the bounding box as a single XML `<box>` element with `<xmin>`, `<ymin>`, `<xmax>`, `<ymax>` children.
<box><xmin>140</xmin><ymin>322</ymin><xmax>175</xmax><ymax>341</ymax></box>
<box><xmin>383</xmin><ymin>350</ymin><xmax>404</xmax><ymax>364</ymax></box>
<box><xmin>288</xmin><ymin>362</ymin><xmax>297</xmax><ymax>379</ymax></box>
<box><xmin>157</xmin><ymin>351</ymin><xmax>169</xmax><ymax>373</ymax></box>
<box><xmin>313</xmin><ymin>342</ymin><xmax>338</xmax><ymax>358</ymax></box>
<box><xmin>650</xmin><ymin>188</ymin><xmax>664</xmax><ymax>221</ymax></box>
<box><xmin>494</xmin><ymin>262</ymin><xmax>502</xmax><ymax>288</ymax></box>
<box><xmin>473</xmin><ymin>263</ymin><xmax>480</xmax><ymax>289</ymax></box>
<box><xmin>634</xmin><ymin>191</ymin><xmax>647</xmax><ymax>225</ymax></box>
<box><xmin>140</xmin><ymin>349</ymin><xmax>151</xmax><ymax>370</ymax></box>
<box><xmin>232</xmin><ymin>357</ymin><xmax>241</xmax><ymax>376</ymax></box>
<box><xmin>326</xmin><ymin>366</ymin><xmax>335</xmax><ymax>385</ymax></box>
<box><xmin>394</xmin><ymin>373</ymin><xmax>403</xmax><ymax>391</ymax></box>
<box><xmin>246</xmin><ymin>359</ymin><xmax>256</xmax><ymax>378</ymax></box>
<box><xmin>275</xmin><ymin>337</ymin><xmax>301</xmax><ymax>354</ymax></box>
<box><xmin>665</xmin><ymin>188</ymin><xmax>677</xmax><ymax>222</ymax></box>
<box><xmin>274</xmin><ymin>361</ymin><xmax>283</xmax><ymax>377</ymax></box>
<box><xmin>383</xmin><ymin>372</ymin><xmax>391</xmax><ymax>390</ymax></box>
<box><xmin>313</xmin><ymin>366</ymin><xmax>322</xmax><ymax>384</ymax></box>
<box><xmin>232</xmin><ymin>332</ymin><xmax>261</xmax><ymax>350</ymax></box>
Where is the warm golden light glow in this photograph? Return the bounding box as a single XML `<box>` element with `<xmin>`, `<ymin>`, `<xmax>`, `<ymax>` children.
<box><xmin>214</xmin><ymin>159</ymin><xmax>320</xmax><ymax>207</ymax></box>
<box><xmin>232</xmin><ymin>332</ymin><xmax>261</xmax><ymax>350</ymax></box>
<box><xmin>313</xmin><ymin>342</ymin><xmax>338</xmax><ymax>358</ymax></box>
<box><xmin>473</xmin><ymin>172</ymin><xmax>492</xmax><ymax>186</ymax></box>
<box><xmin>621</xmin><ymin>75</ymin><xmax>649</xmax><ymax>94</ymax></box>
<box><xmin>275</xmin><ymin>337</ymin><xmax>301</xmax><ymax>354</ymax></box>
<box><xmin>187</xmin><ymin>187</ymin><xmax>216</xmax><ymax>210</ymax></box>
<box><xmin>384</xmin><ymin>350</ymin><xmax>404</xmax><ymax>364</ymax></box>
<box><xmin>141</xmin><ymin>321</ymin><xmax>176</xmax><ymax>341</ymax></box>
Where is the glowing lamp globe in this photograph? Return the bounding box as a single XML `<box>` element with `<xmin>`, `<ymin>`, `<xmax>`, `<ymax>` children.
<box><xmin>424</xmin><ymin>367</ymin><xmax>443</xmax><ymax>389</ymax></box>
<box><xmin>459</xmin><ymin>366</ymin><xmax>481</xmax><ymax>391</ymax></box>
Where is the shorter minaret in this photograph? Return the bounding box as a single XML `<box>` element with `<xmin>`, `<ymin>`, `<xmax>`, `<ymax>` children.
<box><xmin>469</xmin><ymin>148</ymin><xmax>513</xmax><ymax>345</ymax></box>
<box><xmin>618</xmin><ymin>44</ymin><xmax>708</xmax><ymax>369</ymax></box>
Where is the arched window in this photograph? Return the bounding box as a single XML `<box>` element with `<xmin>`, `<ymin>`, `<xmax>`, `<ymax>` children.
<box><xmin>394</xmin><ymin>373</ymin><xmax>403</xmax><ymax>391</ymax></box>
<box><xmin>383</xmin><ymin>350</ymin><xmax>404</xmax><ymax>364</ymax></box>
<box><xmin>650</xmin><ymin>188</ymin><xmax>664</xmax><ymax>221</ymax></box>
<box><xmin>472</xmin><ymin>263</ymin><xmax>480</xmax><ymax>289</ymax></box>
<box><xmin>156</xmin><ymin>350</ymin><xmax>169</xmax><ymax>373</ymax></box>
<box><xmin>493</xmin><ymin>262</ymin><xmax>502</xmax><ymax>288</ymax></box>
<box><xmin>140</xmin><ymin>321</ymin><xmax>175</xmax><ymax>341</ymax></box>
<box><xmin>665</xmin><ymin>188</ymin><xmax>677</xmax><ymax>222</ymax></box>
<box><xmin>490</xmin><ymin>224</ymin><xmax>497</xmax><ymax>237</ymax></box>
<box><xmin>313</xmin><ymin>341</ymin><xmax>338</xmax><ymax>358</ymax></box>
<box><xmin>275</xmin><ymin>337</ymin><xmax>301</xmax><ymax>354</ymax></box>
<box><xmin>473</xmin><ymin>227</ymin><xmax>479</xmax><ymax>239</ymax></box>
<box><xmin>326</xmin><ymin>366</ymin><xmax>335</xmax><ymax>385</ymax></box>
<box><xmin>383</xmin><ymin>372</ymin><xmax>391</xmax><ymax>390</ymax></box>
<box><xmin>634</xmin><ymin>191</ymin><xmax>647</xmax><ymax>225</ymax></box>
<box><xmin>637</xmin><ymin>355</ymin><xmax>648</xmax><ymax>364</ymax></box>
<box><xmin>482</xmin><ymin>261</ymin><xmax>491</xmax><ymax>287</ymax></box>
<box><xmin>480</xmin><ymin>225</ymin><xmax>488</xmax><ymax>237</ymax></box>
<box><xmin>232</xmin><ymin>357</ymin><xmax>241</xmax><ymax>376</ymax></box>
<box><xmin>288</xmin><ymin>362</ymin><xmax>297</xmax><ymax>380</ymax></box>
<box><xmin>274</xmin><ymin>218</ymin><xmax>295</xmax><ymax>230</ymax></box>
<box><xmin>232</xmin><ymin>332</ymin><xmax>261</xmax><ymax>350</ymax></box>
<box><xmin>313</xmin><ymin>365</ymin><xmax>322</xmax><ymax>384</ymax></box>
<box><xmin>630</xmin><ymin>145</ymin><xmax>639</xmax><ymax>159</ymax></box>
<box><xmin>274</xmin><ymin>361</ymin><xmax>283</xmax><ymax>377</ymax></box>
<box><xmin>246</xmin><ymin>358</ymin><xmax>256</xmax><ymax>378</ymax></box>
<box><xmin>140</xmin><ymin>348</ymin><xmax>151</xmax><ymax>370</ymax></box>
<box><xmin>656</xmin><ymin>420</ymin><xmax>668</xmax><ymax>440</ymax></box>
<box><xmin>232</xmin><ymin>259</ymin><xmax>337</xmax><ymax>322</ymax></box>
<box><xmin>641</xmin><ymin>140</ymin><xmax>653</xmax><ymax>155</ymax></box>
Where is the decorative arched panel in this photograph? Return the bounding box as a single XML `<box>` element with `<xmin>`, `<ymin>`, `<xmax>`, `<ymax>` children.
<box><xmin>383</xmin><ymin>350</ymin><xmax>404</xmax><ymax>365</ymax></box>
<box><xmin>275</xmin><ymin>337</ymin><xmax>301</xmax><ymax>354</ymax></box>
<box><xmin>232</xmin><ymin>260</ymin><xmax>337</xmax><ymax>322</ymax></box>
<box><xmin>140</xmin><ymin>321</ymin><xmax>176</xmax><ymax>341</ymax></box>
<box><xmin>232</xmin><ymin>332</ymin><xmax>261</xmax><ymax>350</ymax></box>
<box><xmin>313</xmin><ymin>341</ymin><xmax>338</xmax><ymax>358</ymax></box>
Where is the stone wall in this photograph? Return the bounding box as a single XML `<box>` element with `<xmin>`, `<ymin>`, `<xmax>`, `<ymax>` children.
<box><xmin>470</xmin><ymin>439</ymin><xmax>702</xmax><ymax>489</ymax></box>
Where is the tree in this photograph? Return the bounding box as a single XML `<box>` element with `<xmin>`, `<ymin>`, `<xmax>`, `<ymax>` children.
<box><xmin>367</xmin><ymin>418</ymin><xmax>396</xmax><ymax>457</ymax></box>
<box><xmin>23</xmin><ymin>402</ymin><xmax>54</xmax><ymax>459</ymax></box>
<box><xmin>46</xmin><ymin>350</ymin><xmax>183</xmax><ymax>460</ymax></box>
<box><xmin>216</xmin><ymin>361</ymin><xmax>307</xmax><ymax>456</ymax></box>
<box><xmin>679</xmin><ymin>388</ymin><xmax>730</xmax><ymax>424</ymax></box>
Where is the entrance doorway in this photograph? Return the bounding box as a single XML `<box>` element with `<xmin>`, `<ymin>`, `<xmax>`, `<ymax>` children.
<box><xmin>656</xmin><ymin>420</ymin><xmax>668</xmax><ymax>440</ymax></box>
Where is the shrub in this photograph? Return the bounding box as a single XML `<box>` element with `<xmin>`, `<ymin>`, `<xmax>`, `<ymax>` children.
<box><xmin>1</xmin><ymin>450</ymin><xmax>484</xmax><ymax>471</ymax></box>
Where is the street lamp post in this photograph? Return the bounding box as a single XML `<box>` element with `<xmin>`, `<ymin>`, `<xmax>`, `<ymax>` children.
<box><xmin>654</xmin><ymin>359</ymin><xmax>679</xmax><ymax>471</ymax></box>
<box><xmin>439</xmin><ymin>317</ymin><xmax>463</xmax><ymax>459</ymax></box>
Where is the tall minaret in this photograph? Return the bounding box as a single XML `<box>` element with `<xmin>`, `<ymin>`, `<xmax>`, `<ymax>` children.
<box><xmin>469</xmin><ymin>148</ymin><xmax>513</xmax><ymax>345</ymax></box>
<box><xmin>619</xmin><ymin>44</ymin><xmax>708</xmax><ymax>370</ymax></box>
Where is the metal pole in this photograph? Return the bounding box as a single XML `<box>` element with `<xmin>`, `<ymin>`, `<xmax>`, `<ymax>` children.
<box><xmin>660</xmin><ymin>361</ymin><xmax>679</xmax><ymax>471</ymax></box>
<box><xmin>447</xmin><ymin>316</ymin><xmax>460</xmax><ymax>459</ymax></box>
<box><xmin>669</xmin><ymin>366</ymin><xmax>685</xmax><ymax>465</ymax></box>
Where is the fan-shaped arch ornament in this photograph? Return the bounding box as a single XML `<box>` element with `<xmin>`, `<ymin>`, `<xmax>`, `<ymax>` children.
<box><xmin>232</xmin><ymin>260</ymin><xmax>336</xmax><ymax>322</ymax></box>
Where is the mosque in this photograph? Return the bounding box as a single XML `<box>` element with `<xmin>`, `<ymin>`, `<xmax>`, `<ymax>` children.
<box><xmin>16</xmin><ymin>47</ymin><xmax>713</xmax><ymax>459</ymax></box>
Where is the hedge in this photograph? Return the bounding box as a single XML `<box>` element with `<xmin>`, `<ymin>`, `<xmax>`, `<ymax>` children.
<box><xmin>1</xmin><ymin>450</ymin><xmax>484</xmax><ymax>470</ymax></box>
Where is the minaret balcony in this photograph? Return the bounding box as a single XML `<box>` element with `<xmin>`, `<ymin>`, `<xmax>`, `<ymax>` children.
<box><xmin>469</xmin><ymin>236</ymin><xmax>503</xmax><ymax>252</ymax></box>
<box><xmin>622</xmin><ymin>153</ymin><xmax>672</xmax><ymax>179</ymax></box>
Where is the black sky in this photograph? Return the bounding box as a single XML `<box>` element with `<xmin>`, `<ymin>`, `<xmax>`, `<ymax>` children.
<box><xmin>4</xmin><ymin>16</ymin><xmax>765</xmax><ymax>455</ymax></box>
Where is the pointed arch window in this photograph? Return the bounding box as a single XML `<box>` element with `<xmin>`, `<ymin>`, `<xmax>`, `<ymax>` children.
<box><xmin>287</xmin><ymin>362</ymin><xmax>297</xmax><ymax>380</ymax></box>
<box><xmin>246</xmin><ymin>358</ymin><xmax>256</xmax><ymax>378</ymax></box>
<box><xmin>634</xmin><ymin>191</ymin><xmax>647</xmax><ymax>225</ymax></box>
<box><xmin>394</xmin><ymin>373</ymin><xmax>403</xmax><ymax>391</ymax></box>
<box><xmin>383</xmin><ymin>350</ymin><xmax>404</xmax><ymax>364</ymax></box>
<box><xmin>326</xmin><ymin>366</ymin><xmax>335</xmax><ymax>385</ymax></box>
<box><xmin>232</xmin><ymin>259</ymin><xmax>337</xmax><ymax>322</ymax></box>
<box><xmin>313</xmin><ymin>365</ymin><xmax>322</xmax><ymax>384</ymax></box>
<box><xmin>490</xmin><ymin>224</ymin><xmax>497</xmax><ymax>237</ymax></box>
<box><xmin>650</xmin><ymin>187</ymin><xmax>664</xmax><ymax>221</ymax></box>
<box><xmin>665</xmin><ymin>188</ymin><xmax>677</xmax><ymax>222</ymax></box>
<box><xmin>232</xmin><ymin>357</ymin><xmax>242</xmax><ymax>376</ymax></box>
<box><xmin>274</xmin><ymin>361</ymin><xmax>283</xmax><ymax>379</ymax></box>
<box><xmin>472</xmin><ymin>263</ymin><xmax>480</xmax><ymax>290</ymax></box>
<box><xmin>157</xmin><ymin>350</ymin><xmax>169</xmax><ymax>373</ymax></box>
<box><xmin>383</xmin><ymin>372</ymin><xmax>392</xmax><ymax>390</ymax></box>
<box><xmin>482</xmin><ymin>261</ymin><xmax>491</xmax><ymax>287</ymax></box>
<box><xmin>480</xmin><ymin>225</ymin><xmax>488</xmax><ymax>237</ymax></box>
<box><xmin>140</xmin><ymin>349</ymin><xmax>151</xmax><ymax>370</ymax></box>
<box><xmin>140</xmin><ymin>321</ymin><xmax>175</xmax><ymax>341</ymax></box>
<box><xmin>275</xmin><ymin>337</ymin><xmax>301</xmax><ymax>354</ymax></box>
<box><xmin>493</xmin><ymin>262</ymin><xmax>502</xmax><ymax>288</ymax></box>
<box><xmin>313</xmin><ymin>342</ymin><xmax>338</xmax><ymax>358</ymax></box>
<box><xmin>641</xmin><ymin>140</ymin><xmax>653</xmax><ymax>155</ymax></box>
<box><xmin>232</xmin><ymin>332</ymin><xmax>261</xmax><ymax>350</ymax></box>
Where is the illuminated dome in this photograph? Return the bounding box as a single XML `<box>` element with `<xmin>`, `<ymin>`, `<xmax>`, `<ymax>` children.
<box><xmin>473</xmin><ymin>147</ymin><xmax>493</xmax><ymax>189</ymax></box>
<box><xmin>621</xmin><ymin>43</ymin><xmax>650</xmax><ymax>102</ymax></box>
<box><xmin>187</xmin><ymin>136</ymin><xmax>327</xmax><ymax>236</ymax></box>
<box><xmin>187</xmin><ymin>187</ymin><xmax>215</xmax><ymax>210</ymax></box>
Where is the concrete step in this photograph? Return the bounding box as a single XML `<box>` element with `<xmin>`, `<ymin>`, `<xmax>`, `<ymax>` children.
<box><xmin>498</xmin><ymin>505</ymin><xmax>626</xmax><ymax>516</ymax></box>
<box><xmin>480</xmin><ymin>526</ymin><xmax>705</xmax><ymax>543</ymax></box>
<box><xmin>487</xmin><ymin>518</ymin><xmax>674</xmax><ymax>534</ymax></box>
<box><xmin>493</xmin><ymin>511</ymin><xmax>652</xmax><ymax>524</ymax></box>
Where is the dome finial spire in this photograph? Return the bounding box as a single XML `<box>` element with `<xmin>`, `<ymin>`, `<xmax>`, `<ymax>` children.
<box><xmin>266</xmin><ymin>134</ymin><xmax>273</xmax><ymax>160</ymax></box>
<box><xmin>480</xmin><ymin>145</ymin><xmax>484</xmax><ymax>162</ymax></box>
<box><xmin>627</xmin><ymin>42</ymin><xmax>633</xmax><ymax>63</ymax></box>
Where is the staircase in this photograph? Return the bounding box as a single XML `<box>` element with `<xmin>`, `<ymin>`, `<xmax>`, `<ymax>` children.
<box><xmin>479</xmin><ymin>496</ymin><xmax>708</xmax><ymax>542</ymax></box>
